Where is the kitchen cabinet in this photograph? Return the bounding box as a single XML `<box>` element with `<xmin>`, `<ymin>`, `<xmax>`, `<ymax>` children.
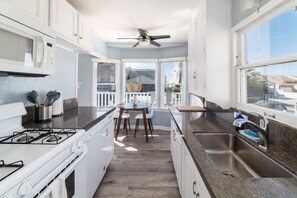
<box><xmin>50</xmin><ymin>0</ymin><xmax>93</xmax><ymax>51</ymax></box>
<box><xmin>10</xmin><ymin>0</ymin><xmax>50</xmax><ymax>26</ymax></box>
<box><xmin>188</xmin><ymin>0</ymin><xmax>231</xmax><ymax>108</ymax></box>
<box><xmin>171</xmin><ymin>119</ymin><xmax>210</xmax><ymax>198</ymax></box>
<box><xmin>171</xmin><ymin>120</ymin><xmax>182</xmax><ymax>193</ymax></box>
<box><xmin>75</xmin><ymin>112</ymin><xmax>114</xmax><ymax>198</ymax></box>
<box><xmin>182</xmin><ymin>143</ymin><xmax>211</xmax><ymax>198</ymax></box>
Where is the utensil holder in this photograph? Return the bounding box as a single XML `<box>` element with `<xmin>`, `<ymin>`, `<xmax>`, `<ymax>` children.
<box><xmin>35</xmin><ymin>106</ymin><xmax>52</xmax><ymax>122</ymax></box>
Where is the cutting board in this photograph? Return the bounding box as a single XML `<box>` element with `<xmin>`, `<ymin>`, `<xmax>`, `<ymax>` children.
<box><xmin>176</xmin><ymin>106</ymin><xmax>207</xmax><ymax>112</ymax></box>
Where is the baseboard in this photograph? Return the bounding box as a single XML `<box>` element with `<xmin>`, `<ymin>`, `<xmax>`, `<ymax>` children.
<box><xmin>126</xmin><ymin>125</ymin><xmax>170</xmax><ymax>131</ymax></box>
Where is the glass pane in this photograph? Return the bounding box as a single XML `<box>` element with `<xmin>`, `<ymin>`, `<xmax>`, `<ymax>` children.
<box><xmin>97</xmin><ymin>63</ymin><xmax>116</xmax><ymax>107</ymax></box>
<box><xmin>97</xmin><ymin>63</ymin><xmax>115</xmax><ymax>83</ymax></box>
<box><xmin>124</xmin><ymin>62</ymin><xmax>156</xmax><ymax>103</ymax></box>
<box><xmin>163</xmin><ymin>62</ymin><xmax>182</xmax><ymax>106</ymax></box>
<box><xmin>242</xmin><ymin>61</ymin><xmax>297</xmax><ymax>114</ymax></box>
<box><xmin>245</xmin><ymin>8</ymin><xmax>297</xmax><ymax>64</ymax></box>
<box><xmin>0</xmin><ymin>28</ymin><xmax>33</xmax><ymax>65</ymax></box>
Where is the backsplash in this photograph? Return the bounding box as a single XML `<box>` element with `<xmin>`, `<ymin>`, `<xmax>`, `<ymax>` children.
<box><xmin>244</xmin><ymin>112</ymin><xmax>297</xmax><ymax>156</ymax></box>
<box><xmin>22</xmin><ymin>98</ymin><xmax>78</xmax><ymax>123</ymax></box>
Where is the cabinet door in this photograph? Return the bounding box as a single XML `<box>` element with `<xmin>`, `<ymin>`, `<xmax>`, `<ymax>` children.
<box><xmin>183</xmin><ymin>146</ymin><xmax>211</xmax><ymax>198</ymax></box>
<box><xmin>78</xmin><ymin>15</ymin><xmax>93</xmax><ymax>50</ymax></box>
<box><xmin>50</xmin><ymin>0</ymin><xmax>78</xmax><ymax>43</ymax></box>
<box><xmin>11</xmin><ymin>0</ymin><xmax>49</xmax><ymax>25</ymax></box>
<box><xmin>171</xmin><ymin>120</ymin><xmax>182</xmax><ymax>194</ymax></box>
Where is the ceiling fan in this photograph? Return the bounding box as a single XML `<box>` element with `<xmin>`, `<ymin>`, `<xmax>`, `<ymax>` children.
<box><xmin>117</xmin><ymin>28</ymin><xmax>171</xmax><ymax>48</ymax></box>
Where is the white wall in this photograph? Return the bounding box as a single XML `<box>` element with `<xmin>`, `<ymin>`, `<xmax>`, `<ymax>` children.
<box><xmin>0</xmin><ymin>47</ymin><xmax>77</xmax><ymax>106</ymax></box>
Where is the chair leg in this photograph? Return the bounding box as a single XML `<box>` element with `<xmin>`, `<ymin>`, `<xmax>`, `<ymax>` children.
<box><xmin>114</xmin><ymin>118</ymin><xmax>118</xmax><ymax>129</ymax></box>
<box><xmin>150</xmin><ymin>118</ymin><xmax>154</xmax><ymax>132</ymax></box>
<box><xmin>148</xmin><ymin>119</ymin><xmax>153</xmax><ymax>137</ymax></box>
<box><xmin>128</xmin><ymin>118</ymin><xmax>131</xmax><ymax>131</ymax></box>
<box><xmin>148</xmin><ymin>119</ymin><xmax>152</xmax><ymax>132</ymax></box>
<box><xmin>125</xmin><ymin>119</ymin><xmax>128</xmax><ymax>135</ymax></box>
<box><xmin>134</xmin><ymin>119</ymin><xmax>139</xmax><ymax>137</ymax></box>
<box><xmin>123</xmin><ymin>119</ymin><xmax>126</xmax><ymax>130</ymax></box>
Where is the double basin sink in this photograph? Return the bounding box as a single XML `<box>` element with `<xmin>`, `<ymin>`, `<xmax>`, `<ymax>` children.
<box><xmin>194</xmin><ymin>133</ymin><xmax>296</xmax><ymax>178</ymax></box>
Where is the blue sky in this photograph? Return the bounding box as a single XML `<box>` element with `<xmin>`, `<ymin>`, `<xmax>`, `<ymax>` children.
<box><xmin>246</xmin><ymin>8</ymin><xmax>297</xmax><ymax>76</ymax></box>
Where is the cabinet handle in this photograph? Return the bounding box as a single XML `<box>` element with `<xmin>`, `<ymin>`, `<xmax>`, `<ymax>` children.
<box><xmin>193</xmin><ymin>181</ymin><xmax>197</xmax><ymax>195</ymax></box>
<box><xmin>106</xmin><ymin>129</ymin><xmax>109</xmax><ymax>136</ymax></box>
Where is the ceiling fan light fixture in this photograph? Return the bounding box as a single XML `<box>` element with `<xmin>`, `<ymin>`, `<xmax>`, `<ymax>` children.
<box><xmin>139</xmin><ymin>38</ymin><xmax>150</xmax><ymax>46</ymax></box>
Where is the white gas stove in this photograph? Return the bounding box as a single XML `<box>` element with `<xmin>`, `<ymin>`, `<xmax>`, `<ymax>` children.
<box><xmin>0</xmin><ymin>103</ymin><xmax>87</xmax><ymax>198</ymax></box>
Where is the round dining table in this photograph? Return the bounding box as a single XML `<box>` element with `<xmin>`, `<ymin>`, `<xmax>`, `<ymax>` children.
<box><xmin>115</xmin><ymin>102</ymin><xmax>152</xmax><ymax>142</ymax></box>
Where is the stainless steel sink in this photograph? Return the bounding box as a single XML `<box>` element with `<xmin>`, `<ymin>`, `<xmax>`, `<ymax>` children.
<box><xmin>194</xmin><ymin>133</ymin><xmax>296</xmax><ymax>178</ymax></box>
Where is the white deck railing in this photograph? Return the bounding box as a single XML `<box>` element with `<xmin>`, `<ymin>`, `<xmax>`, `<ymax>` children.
<box><xmin>96</xmin><ymin>92</ymin><xmax>182</xmax><ymax>107</ymax></box>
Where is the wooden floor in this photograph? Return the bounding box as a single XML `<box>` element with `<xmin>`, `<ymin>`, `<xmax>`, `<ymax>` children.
<box><xmin>93</xmin><ymin>129</ymin><xmax>181</xmax><ymax>198</ymax></box>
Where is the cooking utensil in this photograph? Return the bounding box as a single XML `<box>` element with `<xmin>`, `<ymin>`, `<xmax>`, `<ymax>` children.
<box><xmin>27</xmin><ymin>90</ymin><xmax>40</xmax><ymax>107</ymax></box>
<box><xmin>44</xmin><ymin>90</ymin><xmax>60</xmax><ymax>106</ymax></box>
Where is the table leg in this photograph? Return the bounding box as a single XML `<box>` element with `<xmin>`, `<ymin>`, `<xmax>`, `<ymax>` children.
<box><xmin>115</xmin><ymin>108</ymin><xmax>123</xmax><ymax>141</ymax></box>
<box><xmin>142</xmin><ymin>109</ymin><xmax>148</xmax><ymax>142</ymax></box>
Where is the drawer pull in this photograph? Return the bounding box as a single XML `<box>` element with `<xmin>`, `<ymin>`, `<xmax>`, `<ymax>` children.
<box><xmin>193</xmin><ymin>181</ymin><xmax>196</xmax><ymax>195</ymax></box>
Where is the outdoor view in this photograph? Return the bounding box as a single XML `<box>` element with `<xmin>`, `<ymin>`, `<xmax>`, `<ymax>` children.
<box><xmin>162</xmin><ymin>62</ymin><xmax>182</xmax><ymax>106</ymax></box>
<box><xmin>124</xmin><ymin>63</ymin><xmax>156</xmax><ymax>103</ymax></box>
<box><xmin>97</xmin><ymin>63</ymin><xmax>116</xmax><ymax>106</ymax></box>
<box><xmin>243</xmin><ymin>7</ymin><xmax>297</xmax><ymax>114</ymax></box>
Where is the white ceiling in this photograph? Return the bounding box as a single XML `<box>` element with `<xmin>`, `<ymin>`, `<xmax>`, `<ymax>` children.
<box><xmin>67</xmin><ymin>0</ymin><xmax>199</xmax><ymax>48</ymax></box>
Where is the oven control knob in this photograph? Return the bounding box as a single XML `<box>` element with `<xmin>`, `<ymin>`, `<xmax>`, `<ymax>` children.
<box><xmin>18</xmin><ymin>181</ymin><xmax>32</xmax><ymax>196</ymax></box>
<box><xmin>77</xmin><ymin>140</ymin><xmax>84</xmax><ymax>149</ymax></box>
<box><xmin>71</xmin><ymin>143</ymin><xmax>79</xmax><ymax>153</ymax></box>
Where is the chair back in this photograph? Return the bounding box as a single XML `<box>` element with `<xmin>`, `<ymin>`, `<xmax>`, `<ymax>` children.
<box><xmin>148</xmin><ymin>101</ymin><xmax>156</xmax><ymax>117</ymax></box>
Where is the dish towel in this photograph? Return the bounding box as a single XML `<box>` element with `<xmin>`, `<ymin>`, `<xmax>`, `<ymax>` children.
<box><xmin>49</xmin><ymin>179</ymin><xmax>60</xmax><ymax>198</ymax></box>
<box><xmin>58</xmin><ymin>175</ymin><xmax>68</xmax><ymax>198</ymax></box>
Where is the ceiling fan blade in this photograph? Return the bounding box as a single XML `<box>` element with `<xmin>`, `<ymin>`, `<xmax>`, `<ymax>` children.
<box><xmin>117</xmin><ymin>38</ymin><xmax>138</xmax><ymax>40</ymax></box>
<box><xmin>150</xmin><ymin>40</ymin><xmax>161</xmax><ymax>47</ymax></box>
<box><xmin>132</xmin><ymin>42</ymin><xmax>139</xmax><ymax>48</ymax></box>
<box><xmin>150</xmin><ymin>35</ymin><xmax>171</xmax><ymax>40</ymax></box>
<box><xmin>138</xmin><ymin>28</ymin><xmax>147</xmax><ymax>38</ymax></box>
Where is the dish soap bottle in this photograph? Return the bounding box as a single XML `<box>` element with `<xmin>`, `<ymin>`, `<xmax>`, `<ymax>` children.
<box><xmin>234</xmin><ymin>112</ymin><xmax>244</xmax><ymax>131</ymax></box>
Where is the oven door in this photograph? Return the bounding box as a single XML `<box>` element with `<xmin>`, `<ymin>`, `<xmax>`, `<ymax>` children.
<box><xmin>37</xmin><ymin>147</ymin><xmax>88</xmax><ymax>198</ymax></box>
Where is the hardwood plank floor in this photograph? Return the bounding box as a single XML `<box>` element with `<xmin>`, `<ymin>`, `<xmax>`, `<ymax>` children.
<box><xmin>93</xmin><ymin>129</ymin><xmax>181</xmax><ymax>198</ymax></box>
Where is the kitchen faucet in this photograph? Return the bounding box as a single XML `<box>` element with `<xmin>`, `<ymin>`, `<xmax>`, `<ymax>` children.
<box><xmin>233</xmin><ymin>112</ymin><xmax>269</xmax><ymax>151</ymax></box>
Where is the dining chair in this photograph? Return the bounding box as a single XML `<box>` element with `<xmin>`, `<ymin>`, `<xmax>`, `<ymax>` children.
<box><xmin>134</xmin><ymin>101</ymin><xmax>156</xmax><ymax>137</ymax></box>
<box><xmin>108</xmin><ymin>100</ymin><xmax>131</xmax><ymax>135</ymax></box>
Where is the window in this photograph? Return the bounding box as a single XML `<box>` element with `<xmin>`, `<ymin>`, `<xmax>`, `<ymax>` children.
<box><xmin>124</xmin><ymin>62</ymin><xmax>156</xmax><ymax>103</ymax></box>
<box><xmin>235</xmin><ymin>2</ymin><xmax>297</xmax><ymax>127</ymax></box>
<box><xmin>161</xmin><ymin>62</ymin><xmax>183</xmax><ymax>106</ymax></box>
<box><xmin>97</xmin><ymin>63</ymin><xmax>116</xmax><ymax>106</ymax></box>
<box><xmin>244</xmin><ymin>8</ymin><xmax>297</xmax><ymax>64</ymax></box>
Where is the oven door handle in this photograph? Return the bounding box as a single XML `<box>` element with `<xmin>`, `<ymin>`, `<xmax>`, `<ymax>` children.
<box><xmin>36</xmin><ymin>146</ymin><xmax>88</xmax><ymax>198</ymax></box>
<box><xmin>59</xmin><ymin>146</ymin><xmax>88</xmax><ymax>178</ymax></box>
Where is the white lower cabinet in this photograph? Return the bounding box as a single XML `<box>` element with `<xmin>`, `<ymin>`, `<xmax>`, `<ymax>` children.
<box><xmin>75</xmin><ymin>112</ymin><xmax>114</xmax><ymax>198</ymax></box>
<box><xmin>171</xmin><ymin>119</ymin><xmax>211</xmax><ymax>198</ymax></box>
<box><xmin>171</xmin><ymin>120</ymin><xmax>182</xmax><ymax>192</ymax></box>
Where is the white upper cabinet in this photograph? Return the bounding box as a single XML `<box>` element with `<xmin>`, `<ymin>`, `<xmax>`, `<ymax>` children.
<box><xmin>50</xmin><ymin>0</ymin><xmax>93</xmax><ymax>51</ymax></box>
<box><xmin>188</xmin><ymin>0</ymin><xmax>231</xmax><ymax>108</ymax></box>
<box><xmin>78</xmin><ymin>15</ymin><xmax>93</xmax><ymax>51</ymax></box>
<box><xmin>10</xmin><ymin>0</ymin><xmax>50</xmax><ymax>26</ymax></box>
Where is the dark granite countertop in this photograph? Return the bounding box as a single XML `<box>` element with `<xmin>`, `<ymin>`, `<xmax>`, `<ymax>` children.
<box><xmin>169</xmin><ymin>107</ymin><xmax>297</xmax><ymax>198</ymax></box>
<box><xmin>24</xmin><ymin>106</ymin><xmax>116</xmax><ymax>131</ymax></box>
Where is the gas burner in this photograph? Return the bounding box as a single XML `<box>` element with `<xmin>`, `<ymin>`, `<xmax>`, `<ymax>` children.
<box><xmin>46</xmin><ymin>135</ymin><xmax>62</xmax><ymax>143</ymax></box>
<box><xmin>17</xmin><ymin>135</ymin><xmax>34</xmax><ymax>142</ymax></box>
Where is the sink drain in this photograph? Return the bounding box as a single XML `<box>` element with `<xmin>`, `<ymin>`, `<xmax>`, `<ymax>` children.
<box><xmin>222</xmin><ymin>171</ymin><xmax>237</xmax><ymax>179</ymax></box>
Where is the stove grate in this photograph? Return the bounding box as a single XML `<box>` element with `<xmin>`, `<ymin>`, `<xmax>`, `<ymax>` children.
<box><xmin>0</xmin><ymin>160</ymin><xmax>24</xmax><ymax>181</ymax></box>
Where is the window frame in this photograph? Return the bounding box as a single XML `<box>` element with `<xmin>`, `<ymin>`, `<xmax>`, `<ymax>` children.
<box><xmin>159</xmin><ymin>57</ymin><xmax>187</xmax><ymax>108</ymax></box>
<box><xmin>233</xmin><ymin>0</ymin><xmax>297</xmax><ymax>128</ymax></box>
